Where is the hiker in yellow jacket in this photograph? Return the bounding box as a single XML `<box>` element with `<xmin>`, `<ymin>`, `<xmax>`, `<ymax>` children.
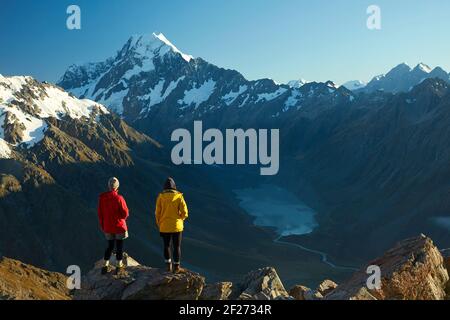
<box><xmin>155</xmin><ymin>177</ymin><xmax>188</xmax><ymax>273</ymax></box>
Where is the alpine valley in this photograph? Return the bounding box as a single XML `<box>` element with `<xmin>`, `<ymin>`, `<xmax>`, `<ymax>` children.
<box><xmin>1</xmin><ymin>32</ymin><xmax>450</xmax><ymax>289</ymax></box>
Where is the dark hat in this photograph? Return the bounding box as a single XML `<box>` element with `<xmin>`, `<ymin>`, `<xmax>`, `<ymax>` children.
<box><xmin>163</xmin><ymin>177</ymin><xmax>177</xmax><ymax>190</ymax></box>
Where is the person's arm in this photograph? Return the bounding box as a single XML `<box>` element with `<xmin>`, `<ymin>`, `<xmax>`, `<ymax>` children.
<box><xmin>179</xmin><ymin>194</ymin><xmax>188</xmax><ymax>220</ymax></box>
<box><xmin>119</xmin><ymin>196</ymin><xmax>129</xmax><ymax>219</ymax></box>
<box><xmin>155</xmin><ymin>194</ymin><xmax>162</xmax><ymax>228</ymax></box>
<box><xmin>97</xmin><ymin>197</ymin><xmax>104</xmax><ymax>231</ymax></box>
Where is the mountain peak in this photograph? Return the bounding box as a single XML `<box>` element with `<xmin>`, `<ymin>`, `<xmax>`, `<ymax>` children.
<box><xmin>325</xmin><ymin>81</ymin><xmax>338</xmax><ymax>89</ymax></box>
<box><xmin>287</xmin><ymin>78</ymin><xmax>308</xmax><ymax>88</ymax></box>
<box><xmin>388</xmin><ymin>62</ymin><xmax>412</xmax><ymax>74</ymax></box>
<box><xmin>362</xmin><ymin>62</ymin><xmax>449</xmax><ymax>93</ymax></box>
<box><xmin>342</xmin><ymin>80</ymin><xmax>367</xmax><ymax>91</ymax></box>
<box><xmin>414</xmin><ymin>62</ymin><xmax>432</xmax><ymax>73</ymax></box>
<box><xmin>127</xmin><ymin>32</ymin><xmax>193</xmax><ymax>62</ymax></box>
<box><xmin>153</xmin><ymin>32</ymin><xmax>194</xmax><ymax>62</ymax></box>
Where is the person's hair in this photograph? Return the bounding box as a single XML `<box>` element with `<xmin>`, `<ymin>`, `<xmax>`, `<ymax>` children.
<box><xmin>163</xmin><ymin>177</ymin><xmax>177</xmax><ymax>190</ymax></box>
<box><xmin>108</xmin><ymin>177</ymin><xmax>120</xmax><ymax>191</ymax></box>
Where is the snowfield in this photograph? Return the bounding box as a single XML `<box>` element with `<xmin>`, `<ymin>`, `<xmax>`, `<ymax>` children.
<box><xmin>0</xmin><ymin>75</ymin><xmax>109</xmax><ymax>158</ymax></box>
<box><xmin>178</xmin><ymin>79</ymin><xmax>216</xmax><ymax>109</ymax></box>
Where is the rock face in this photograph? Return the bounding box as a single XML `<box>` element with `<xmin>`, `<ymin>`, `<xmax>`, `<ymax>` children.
<box><xmin>317</xmin><ymin>279</ymin><xmax>338</xmax><ymax>296</ymax></box>
<box><xmin>199</xmin><ymin>282</ymin><xmax>233</xmax><ymax>300</ymax></box>
<box><xmin>289</xmin><ymin>279</ymin><xmax>337</xmax><ymax>300</ymax></box>
<box><xmin>326</xmin><ymin>235</ymin><xmax>449</xmax><ymax>300</ymax></box>
<box><xmin>2</xmin><ymin>235</ymin><xmax>449</xmax><ymax>300</ymax></box>
<box><xmin>289</xmin><ymin>285</ymin><xmax>312</xmax><ymax>300</ymax></box>
<box><xmin>232</xmin><ymin>267</ymin><xmax>290</xmax><ymax>300</ymax></box>
<box><xmin>75</xmin><ymin>257</ymin><xmax>205</xmax><ymax>300</ymax></box>
<box><xmin>0</xmin><ymin>256</ymin><xmax>70</xmax><ymax>300</ymax></box>
<box><xmin>74</xmin><ymin>261</ymin><xmax>290</xmax><ymax>300</ymax></box>
<box><xmin>442</xmin><ymin>250</ymin><xmax>450</xmax><ymax>298</ymax></box>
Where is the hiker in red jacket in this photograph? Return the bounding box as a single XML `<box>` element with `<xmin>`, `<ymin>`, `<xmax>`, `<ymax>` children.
<box><xmin>97</xmin><ymin>177</ymin><xmax>129</xmax><ymax>275</ymax></box>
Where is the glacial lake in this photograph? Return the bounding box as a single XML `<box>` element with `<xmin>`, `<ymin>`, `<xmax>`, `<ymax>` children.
<box><xmin>233</xmin><ymin>184</ymin><xmax>318</xmax><ymax>236</ymax></box>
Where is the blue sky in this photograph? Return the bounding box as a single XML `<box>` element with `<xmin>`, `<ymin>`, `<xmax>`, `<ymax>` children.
<box><xmin>1</xmin><ymin>0</ymin><xmax>449</xmax><ymax>85</ymax></box>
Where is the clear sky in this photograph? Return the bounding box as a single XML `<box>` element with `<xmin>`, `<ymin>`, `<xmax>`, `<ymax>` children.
<box><xmin>1</xmin><ymin>0</ymin><xmax>449</xmax><ymax>85</ymax></box>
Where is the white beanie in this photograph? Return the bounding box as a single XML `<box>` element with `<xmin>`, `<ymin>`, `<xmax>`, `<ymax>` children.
<box><xmin>108</xmin><ymin>177</ymin><xmax>120</xmax><ymax>191</ymax></box>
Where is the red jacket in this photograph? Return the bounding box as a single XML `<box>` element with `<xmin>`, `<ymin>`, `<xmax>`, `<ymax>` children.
<box><xmin>98</xmin><ymin>190</ymin><xmax>129</xmax><ymax>234</ymax></box>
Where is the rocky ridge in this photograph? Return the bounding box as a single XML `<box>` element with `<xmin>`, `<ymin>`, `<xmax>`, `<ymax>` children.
<box><xmin>1</xmin><ymin>234</ymin><xmax>449</xmax><ymax>300</ymax></box>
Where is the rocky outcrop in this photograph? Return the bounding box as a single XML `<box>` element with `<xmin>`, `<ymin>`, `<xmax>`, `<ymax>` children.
<box><xmin>0</xmin><ymin>256</ymin><xmax>70</xmax><ymax>300</ymax></box>
<box><xmin>317</xmin><ymin>279</ymin><xmax>338</xmax><ymax>296</ymax></box>
<box><xmin>289</xmin><ymin>285</ymin><xmax>314</xmax><ymax>300</ymax></box>
<box><xmin>231</xmin><ymin>267</ymin><xmax>290</xmax><ymax>300</ymax></box>
<box><xmin>326</xmin><ymin>235</ymin><xmax>449</xmax><ymax>300</ymax></box>
<box><xmin>289</xmin><ymin>279</ymin><xmax>337</xmax><ymax>300</ymax></box>
<box><xmin>199</xmin><ymin>282</ymin><xmax>233</xmax><ymax>300</ymax></box>
<box><xmin>75</xmin><ymin>256</ymin><xmax>205</xmax><ymax>300</ymax></box>
<box><xmin>2</xmin><ymin>234</ymin><xmax>449</xmax><ymax>300</ymax></box>
<box><xmin>442</xmin><ymin>250</ymin><xmax>450</xmax><ymax>298</ymax></box>
<box><xmin>75</xmin><ymin>261</ymin><xmax>289</xmax><ymax>300</ymax></box>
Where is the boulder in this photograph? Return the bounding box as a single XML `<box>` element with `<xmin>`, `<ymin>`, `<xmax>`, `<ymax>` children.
<box><xmin>200</xmin><ymin>282</ymin><xmax>233</xmax><ymax>300</ymax></box>
<box><xmin>316</xmin><ymin>279</ymin><xmax>338</xmax><ymax>296</ymax></box>
<box><xmin>74</xmin><ymin>256</ymin><xmax>205</xmax><ymax>300</ymax></box>
<box><xmin>326</xmin><ymin>234</ymin><xmax>449</xmax><ymax>300</ymax></box>
<box><xmin>289</xmin><ymin>280</ymin><xmax>337</xmax><ymax>300</ymax></box>
<box><xmin>289</xmin><ymin>285</ymin><xmax>311</xmax><ymax>300</ymax></box>
<box><xmin>122</xmin><ymin>269</ymin><xmax>205</xmax><ymax>300</ymax></box>
<box><xmin>232</xmin><ymin>267</ymin><xmax>290</xmax><ymax>300</ymax></box>
<box><xmin>289</xmin><ymin>285</ymin><xmax>323</xmax><ymax>300</ymax></box>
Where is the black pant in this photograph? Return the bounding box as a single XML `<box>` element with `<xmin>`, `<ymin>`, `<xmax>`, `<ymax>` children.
<box><xmin>160</xmin><ymin>232</ymin><xmax>182</xmax><ymax>264</ymax></box>
<box><xmin>104</xmin><ymin>239</ymin><xmax>124</xmax><ymax>261</ymax></box>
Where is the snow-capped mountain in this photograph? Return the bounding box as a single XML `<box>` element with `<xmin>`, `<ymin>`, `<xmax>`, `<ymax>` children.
<box><xmin>58</xmin><ymin>33</ymin><xmax>354</xmax><ymax>140</ymax></box>
<box><xmin>0</xmin><ymin>74</ymin><xmax>108</xmax><ymax>158</ymax></box>
<box><xmin>287</xmin><ymin>79</ymin><xmax>309</xmax><ymax>89</ymax></box>
<box><xmin>341</xmin><ymin>80</ymin><xmax>367</xmax><ymax>91</ymax></box>
<box><xmin>360</xmin><ymin>63</ymin><xmax>450</xmax><ymax>93</ymax></box>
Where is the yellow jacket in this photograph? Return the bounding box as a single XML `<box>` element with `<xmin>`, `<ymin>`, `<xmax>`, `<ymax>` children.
<box><xmin>155</xmin><ymin>189</ymin><xmax>188</xmax><ymax>233</ymax></box>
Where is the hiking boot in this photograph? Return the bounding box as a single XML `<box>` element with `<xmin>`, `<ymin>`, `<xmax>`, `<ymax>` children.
<box><xmin>101</xmin><ymin>266</ymin><xmax>111</xmax><ymax>275</ymax></box>
<box><xmin>166</xmin><ymin>263</ymin><xmax>173</xmax><ymax>273</ymax></box>
<box><xmin>115</xmin><ymin>265</ymin><xmax>126</xmax><ymax>276</ymax></box>
<box><xmin>173</xmin><ymin>264</ymin><xmax>184</xmax><ymax>273</ymax></box>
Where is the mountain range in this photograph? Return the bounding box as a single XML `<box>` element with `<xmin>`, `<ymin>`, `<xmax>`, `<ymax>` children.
<box><xmin>1</xmin><ymin>73</ymin><xmax>338</xmax><ymax>287</ymax></box>
<box><xmin>1</xmin><ymin>32</ymin><xmax>450</xmax><ymax>288</ymax></box>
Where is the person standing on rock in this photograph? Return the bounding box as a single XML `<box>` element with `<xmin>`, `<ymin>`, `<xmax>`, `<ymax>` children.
<box><xmin>98</xmin><ymin>177</ymin><xmax>129</xmax><ymax>275</ymax></box>
<box><xmin>155</xmin><ymin>177</ymin><xmax>189</xmax><ymax>273</ymax></box>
